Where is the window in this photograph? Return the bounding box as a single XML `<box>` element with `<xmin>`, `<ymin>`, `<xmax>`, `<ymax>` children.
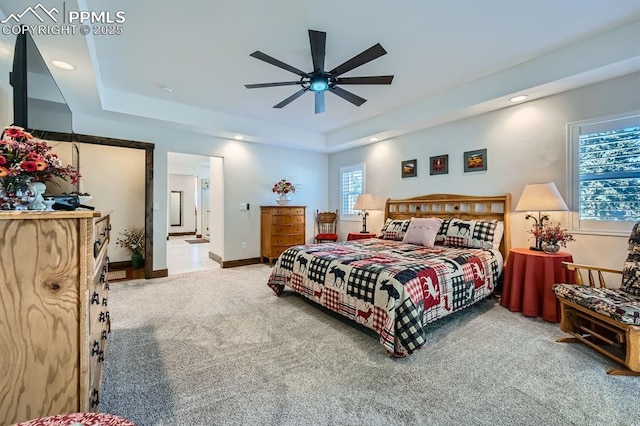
<box><xmin>568</xmin><ymin>111</ymin><xmax>640</xmax><ymax>235</ymax></box>
<box><xmin>340</xmin><ymin>163</ymin><xmax>365</xmax><ymax>221</ymax></box>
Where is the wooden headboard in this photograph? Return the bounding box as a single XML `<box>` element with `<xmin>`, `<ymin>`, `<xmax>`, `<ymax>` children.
<box><xmin>384</xmin><ymin>193</ymin><xmax>512</xmax><ymax>263</ymax></box>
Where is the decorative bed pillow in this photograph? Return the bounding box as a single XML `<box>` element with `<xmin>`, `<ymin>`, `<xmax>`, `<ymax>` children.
<box><xmin>621</xmin><ymin>222</ymin><xmax>640</xmax><ymax>296</ymax></box>
<box><xmin>436</xmin><ymin>218</ymin><xmax>501</xmax><ymax>249</ymax></box>
<box><xmin>402</xmin><ymin>218</ymin><xmax>443</xmax><ymax>247</ymax></box>
<box><xmin>379</xmin><ymin>218</ymin><xmax>411</xmax><ymax>241</ymax></box>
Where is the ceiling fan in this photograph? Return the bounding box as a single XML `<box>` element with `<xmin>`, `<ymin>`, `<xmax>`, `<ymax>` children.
<box><xmin>245</xmin><ymin>29</ymin><xmax>394</xmax><ymax>114</ymax></box>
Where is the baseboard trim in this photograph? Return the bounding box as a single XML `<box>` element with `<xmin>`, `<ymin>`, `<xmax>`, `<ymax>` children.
<box><xmin>168</xmin><ymin>232</ymin><xmax>196</xmax><ymax>237</ymax></box>
<box><xmin>151</xmin><ymin>269</ymin><xmax>169</xmax><ymax>278</ymax></box>
<box><xmin>209</xmin><ymin>251</ymin><xmax>222</xmax><ymax>265</ymax></box>
<box><xmin>222</xmin><ymin>258</ymin><xmax>261</xmax><ymax>268</ymax></box>
<box><xmin>109</xmin><ymin>260</ymin><xmax>132</xmax><ymax>270</ymax></box>
<box><xmin>208</xmin><ymin>252</ymin><xmax>261</xmax><ymax>268</ymax></box>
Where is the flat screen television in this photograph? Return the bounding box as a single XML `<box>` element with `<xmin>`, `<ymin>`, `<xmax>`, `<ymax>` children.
<box><xmin>10</xmin><ymin>32</ymin><xmax>73</xmax><ymax>133</ymax></box>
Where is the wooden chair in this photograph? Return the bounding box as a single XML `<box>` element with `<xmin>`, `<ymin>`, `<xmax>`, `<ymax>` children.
<box><xmin>315</xmin><ymin>209</ymin><xmax>338</xmax><ymax>243</ymax></box>
<box><xmin>553</xmin><ymin>223</ymin><xmax>640</xmax><ymax>376</ymax></box>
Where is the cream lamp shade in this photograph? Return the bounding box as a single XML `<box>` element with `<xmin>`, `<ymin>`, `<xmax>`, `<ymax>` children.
<box><xmin>515</xmin><ymin>182</ymin><xmax>568</xmax><ymax>250</ymax></box>
<box><xmin>353</xmin><ymin>193</ymin><xmax>377</xmax><ymax>233</ymax></box>
<box><xmin>515</xmin><ymin>182</ymin><xmax>569</xmax><ymax>212</ymax></box>
<box><xmin>354</xmin><ymin>193</ymin><xmax>376</xmax><ymax>211</ymax></box>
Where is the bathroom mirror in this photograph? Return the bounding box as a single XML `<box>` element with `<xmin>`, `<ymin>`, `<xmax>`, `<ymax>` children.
<box><xmin>170</xmin><ymin>191</ymin><xmax>183</xmax><ymax>226</ymax></box>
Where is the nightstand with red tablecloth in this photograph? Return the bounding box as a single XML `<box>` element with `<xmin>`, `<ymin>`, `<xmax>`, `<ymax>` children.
<box><xmin>347</xmin><ymin>232</ymin><xmax>377</xmax><ymax>241</ymax></box>
<box><xmin>500</xmin><ymin>247</ymin><xmax>575</xmax><ymax>322</ymax></box>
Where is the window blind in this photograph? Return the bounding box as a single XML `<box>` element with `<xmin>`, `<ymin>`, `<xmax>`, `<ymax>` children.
<box><xmin>340</xmin><ymin>164</ymin><xmax>363</xmax><ymax>217</ymax></box>
<box><xmin>578</xmin><ymin>126</ymin><xmax>640</xmax><ymax>221</ymax></box>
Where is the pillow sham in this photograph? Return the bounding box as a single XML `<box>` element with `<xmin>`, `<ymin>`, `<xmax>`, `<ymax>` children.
<box><xmin>379</xmin><ymin>218</ymin><xmax>411</xmax><ymax>241</ymax></box>
<box><xmin>436</xmin><ymin>218</ymin><xmax>502</xmax><ymax>250</ymax></box>
<box><xmin>402</xmin><ymin>218</ymin><xmax>443</xmax><ymax>247</ymax></box>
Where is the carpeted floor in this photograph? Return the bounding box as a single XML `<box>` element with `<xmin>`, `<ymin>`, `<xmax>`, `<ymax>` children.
<box><xmin>101</xmin><ymin>265</ymin><xmax>640</xmax><ymax>426</ymax></box>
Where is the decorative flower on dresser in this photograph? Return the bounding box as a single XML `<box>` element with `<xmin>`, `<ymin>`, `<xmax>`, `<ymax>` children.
<box><xmin>529</xmin><ymin>222</ymin><xmax>575</xmax><ymax>253</ymax></box>
<box><xmin>116</xmin><ymin>225</ymin><xmax>145</xmax><ymax>269</ymax></box>
<box><xmin>272</xmin><ymin>178</ymin><xmax>296</xmax><ymax>206</ymax></box>
<box><xmin>0</xmin><ymin>125</ymin><xmax>80</xmax><ymax>210</ymax></box>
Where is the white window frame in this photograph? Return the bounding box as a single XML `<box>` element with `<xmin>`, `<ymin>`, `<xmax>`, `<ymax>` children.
<box><xmin>567</xmin><ymin>110</ymin><xmax>640</xmax><ymax>236</ymax></box>
<box><xmin>339</xmin><ymin>162</ymin><xmax>366</xmax><ymax>221</ymax></box>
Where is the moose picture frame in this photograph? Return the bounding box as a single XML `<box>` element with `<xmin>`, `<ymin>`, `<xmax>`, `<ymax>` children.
<box><xmin>429</xmin><ymin>154</ymin><xmax>448</xmax><ymax>175</ymax></box>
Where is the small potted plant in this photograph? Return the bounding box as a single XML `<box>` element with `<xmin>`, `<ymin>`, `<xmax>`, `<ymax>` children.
<box><xmin>530</xmin><ymin>222</ymin><xmax>575</xmax><ymax>253</ymax></box>
<box><xmin>116</xmin><ymin>225</ymin><xmax>145</xmax><ymax>269</ymax></box>
<box><xmin>272</xmin><ymin>179</ymin><xmax>296</xmax><ymax>205</ymax></box>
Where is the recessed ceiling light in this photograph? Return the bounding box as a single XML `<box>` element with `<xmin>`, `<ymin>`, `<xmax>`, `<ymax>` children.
<box><xmin>369</xmin><ymin>137</ymin><xmax>378</xmax><ymax>142</ymax></box>
<box><xmin>509</xmin><ymin>95</ymin><xmax>528</xmax><ymax>102</ymax></box>
<box><xmin>51</xmin><ymin>60</ymin><xmax>75</xmax><ymax>70</ymax></box>
<box><xmin>234</xmin><ymin>135</ymin><xmax>244</xmax><ymax>140</ymax></box>
<box><xmin>161</xmin><ymin>85</ymin><xmax>174</xmax><ymax>93</ymax></box>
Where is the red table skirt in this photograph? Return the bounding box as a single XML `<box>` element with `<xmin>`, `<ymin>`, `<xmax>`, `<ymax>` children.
<box><xmin>500</xmin><ymin>247</ymin><xmax>575</xmax><ymax>322</ymax></box>
<box><xmin>15</xmin><ymin>412</ymin><xmax>135</xmax><ymax>426</ymax></box>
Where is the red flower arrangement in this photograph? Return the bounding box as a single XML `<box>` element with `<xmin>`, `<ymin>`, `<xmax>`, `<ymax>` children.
<box><xmin>0</xmin><ymin>126</ymin><xmax>80</xmax><ymax>186</ymax></box>
<box><xmin>272</xmin><ymin>179</ymin><xmax>296</xmax><ymax>195</ymax></box>
<box><xmin>530</xmin><ymin>222</ymin><xmax>575</xmax><ymax>247</ymax></box>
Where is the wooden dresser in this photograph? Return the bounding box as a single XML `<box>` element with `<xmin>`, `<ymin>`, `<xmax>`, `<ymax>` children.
<box><xmin>0</xmin><ymin>211</ymin><xmax>111</xmax><ymax>425</ymax></box>
<box><xmin>260</xmin><ymin>206</ymin><xmax>306</xmax><ymax>266</ymax></box>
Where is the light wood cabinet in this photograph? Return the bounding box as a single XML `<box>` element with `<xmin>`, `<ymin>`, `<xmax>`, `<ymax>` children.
<box><xmin>260</xmin><ymin>206</ymin><xmax>306</xmax><ymax>266</ymax></box>
<box><xmin>0</xmin><ymin>211</ymin><xmax>111</xmax><ymax>425</ymax></box>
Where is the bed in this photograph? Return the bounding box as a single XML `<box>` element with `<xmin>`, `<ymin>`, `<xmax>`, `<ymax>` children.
<box><xmin>267</xmin><ymin>194</ymin><xmax>512</xmax><ymax>357</ymax></box>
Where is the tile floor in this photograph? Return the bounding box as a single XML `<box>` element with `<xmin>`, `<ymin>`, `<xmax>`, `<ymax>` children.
<box><xmin>166</xmin><ymin>236</ymin><xmax>219</xmax><ymax>275</ymax></box>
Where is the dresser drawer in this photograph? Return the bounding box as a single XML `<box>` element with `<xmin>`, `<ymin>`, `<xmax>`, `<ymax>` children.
<box><xmin>272</xmin><ymin>224</ymin><xmax>305</xmax><ymax>234</ymax></box>
<box><xmin>93</xmin><ymin>216</ymin><xmax>111</xmax><ymax>259</ymax></box>
<box><xmin>271</xmin><ymin>207</ymin><xmax>305</xmax><ymax>216</ymax></box>
<box><xmin>272</xmin><ymin>215</ymin><xmax>305</xmax><ymax>225</ymax></box>
<box><xmin>272</xmin><ymin>235</ymin><xmax>304</xmax><ymax>246</ymax></box>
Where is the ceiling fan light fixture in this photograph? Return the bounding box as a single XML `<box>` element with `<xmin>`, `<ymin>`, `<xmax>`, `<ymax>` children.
<box><xmin>509</xmin><ymin>94</ymin><xmax>528</xmax><ymax>102</ymax></box>
<box><xmin>310</xmin><ymin>77</ymin><xmax>329</xmax><ymax>92</ymax></box>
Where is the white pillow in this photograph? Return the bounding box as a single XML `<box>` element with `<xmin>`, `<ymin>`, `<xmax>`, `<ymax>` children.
<box><xmin>402</xmin><ymin>218</ymin><xmax>443</xmax><ymax>247</ymax></box>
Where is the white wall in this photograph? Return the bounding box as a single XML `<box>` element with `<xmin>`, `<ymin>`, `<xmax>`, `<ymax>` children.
<box><xmin>72</xmin><ymin>114</ymin><xmax>329</xmax><ymax>270</ymax></box>
<box><xmin>168</xmin><ymin>174</ymin><xmax>196</xmax><ymax>234</ymax></box>
<box><xmin>329</xmin><ymin>71</ymin><xmax>640</xmax><ymax>273</ymax></box>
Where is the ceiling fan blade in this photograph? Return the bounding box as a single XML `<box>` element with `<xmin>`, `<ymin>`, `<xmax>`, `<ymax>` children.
<box><xmin>315</xmin><ymin>91</ymin><xmax>325</xmax><ymax>114</ymax></box>
<box><xmin>329</xmin><ymin>43</ymin><xmax>387</xmax><ymax>77</ymax></box>
<box><xmin>328</xmin><ymin>86</ymin><xmax>367</xmax><ymax>106</ymax></box>
<box><xmin>334</xmin><ymin>75</ymin><xmax>394</xmax><ymax>85</ymax></box>
<box><xmin>249</xmin><ymin>51</ymin><xmax>308</xmax><ymax>77</ymax></box>
<box><xmin>245</xmin><ymin>81</ymin><xmax>301</xmax><ymax>89</ymax></box>
<box><xmin>309</xmin><ymin>29</ymin><xmax>326</xmax><ymax>72</ymax></box>
<box><xmin>273</xmin><ymin>88</ymin><xmax>309</xmax><ymax>109</ymax></box>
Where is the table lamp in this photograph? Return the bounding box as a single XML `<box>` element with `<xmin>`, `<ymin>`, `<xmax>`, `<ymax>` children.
<box><xmin>515</xmin><ymin>182</ymin><xmax>569</xmax><ymax>251</ymax></box>
<box><xmin>354</xmin><ymin>193</ymin><xmax>377</xmax><ymax>233</ymax></box>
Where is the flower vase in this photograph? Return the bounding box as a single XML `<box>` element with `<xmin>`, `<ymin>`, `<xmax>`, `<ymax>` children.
<box><xmin>541</xmin><ymin>242</ymin><xmax>560</xmax><ymax>254</ymax></box>
<box><xmin>276</xmin><ymin>193</ymin><xmax>291</xmax><ymax>206</ymax></box>
<box><xmin>0</xmin><ymin>177</ymin><xmax>36</xmax><ymax>210</ymax></box>
<box><xmin>131</xmin><ymin>252</ymin><xmax>143</xmax><ymax>269</ymax></box>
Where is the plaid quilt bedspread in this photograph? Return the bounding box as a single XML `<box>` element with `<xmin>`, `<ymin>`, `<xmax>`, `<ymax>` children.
<box><xmin>267</xmin><ymin>239</ymin><xmax>502</xmax><ymax>357</ymax></box>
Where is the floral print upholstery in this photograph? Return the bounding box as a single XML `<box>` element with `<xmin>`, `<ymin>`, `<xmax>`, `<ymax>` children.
<box><xmin>553</xmin><ymin>284</ymin><xmax>640</xmax><ymax>325</ymax></box>
<box><xmin>621</xmin><ymin>222</ymin><xmax>640</xmax><ymax>296</ymax></box>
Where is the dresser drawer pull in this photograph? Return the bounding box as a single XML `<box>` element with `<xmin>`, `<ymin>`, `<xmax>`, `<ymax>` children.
<box><xmin>102</xmin><ymin>264</ymin><xmax>108</xmax><ymax>273</ymax></box>
<box><xmin>93</xmin><ymin>241</ymin><xmax>101</xmax><ymax>258</ymax></box>
<box><xmin>106</xmin><ymin>224</ymin><xmax>112</xmax><ymax>231</ymax></box>
<box><xmin>102</xmin><ymin>297</ymin><xmax>108</xmax><ymax>306</ymax></box>
<box><xmin>91</xmin><ymin>389</ymin><xmax>99</xmax><ymax>408</ymax></box>
<box><xmin>105</xmin><ymin>311</ymin><xmax>110</xmax><ymax>320</ymax></box>
<box><xmin>99</xmin><ymin>273</ymin><xmax>106</xmax><ymax>284</ymax></box>
<box><xmin>91</xmin><ymin>292</ymin><xmax>100</xmax><ymax>305</ymax></box>
<box><xmin>106</xmin><ymin>283</ymin><xmax>110</xmax><ymax>291</ymax></box>
<box><xmin>98</xmin><ymin>350</ymin><xmax>104</xmax><ymax>363</ymax></box>
<box><xmin>101</xmin><ymin>330</ymin><xmax>108</xmax><ymax>340</ymax></box>
<box><xmin>99</xmin><ymin>312</ymin><xmax>106</xmax><ymax>323</ymax></box>
<box><xmin>91</xmin><ymin>340</ymin><xmax>100</xmax><ymax>356</ymax></box>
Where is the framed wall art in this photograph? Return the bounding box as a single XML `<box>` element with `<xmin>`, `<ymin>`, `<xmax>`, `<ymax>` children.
<box><xmin>429</xmin><ymin>154</ymin><xmax>448</xmax><ymax>175</ymax></box>
<box><xmin>463</xmin><ymin>149</ymin><xmax>487</xmax><ymax>172</ymax></box>
<box><xmin>401</xmin><ymin>159</ymin><xmax>417</xmax><ymax>178</ymax></box>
